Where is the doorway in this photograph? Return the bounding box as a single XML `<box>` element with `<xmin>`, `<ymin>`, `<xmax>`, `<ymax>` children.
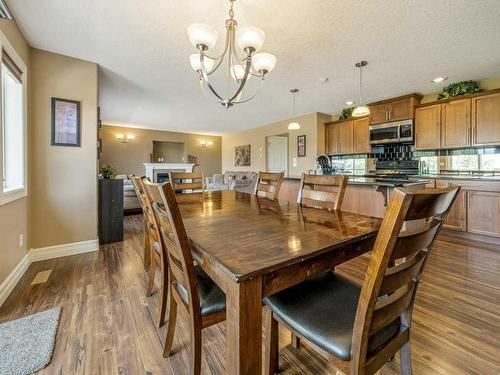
<box><xmin>266</xmin><ymin>135</ymin><xmax>288</xmax><ymax>176</ymax></box>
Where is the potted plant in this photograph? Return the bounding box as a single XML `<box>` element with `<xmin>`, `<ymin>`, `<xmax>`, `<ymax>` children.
<box><xmin>98</xmin><ymin>165</ymin><xmax>123</xmax><ymax>244</ymax></box>
<box><xmin>437</xmin><ymin>80</ymin><xmax>481</xmax><ymax>100</ymax></box>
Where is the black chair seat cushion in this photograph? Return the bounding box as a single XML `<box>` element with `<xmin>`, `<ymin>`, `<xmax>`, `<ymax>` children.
<box><xmin>263</xmin><ymin>271</ymin><xmax>401</xmax><ymax>361</ymax></box>
<box><xmin>176</xmin><ymin>265</ymin><xmax>226</xmax><ymax>316</ymax></box>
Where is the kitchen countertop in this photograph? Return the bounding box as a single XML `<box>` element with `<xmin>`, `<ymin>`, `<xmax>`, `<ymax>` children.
<box><xmin>285</xmin><ymin>175</ymin><xmax>430</xmax><ymax>187</ymax></box>
<box><xmin>347</xmin><ymin>177</ymin><xmax>430</xmax><ymax>187</ymax></box>
<box><xmin>413</xmin><ymin>174</ymin><xmax>500</xmax><ymax>181</ymax></box>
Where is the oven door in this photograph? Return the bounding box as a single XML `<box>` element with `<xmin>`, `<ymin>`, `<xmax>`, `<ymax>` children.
<box><xmin>369</xmin><ymin>123</ymin><xmax>400</xmax><ymax>145</ymax></box>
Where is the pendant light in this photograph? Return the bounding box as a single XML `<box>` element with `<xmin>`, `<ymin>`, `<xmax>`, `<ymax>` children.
<box><xmin>352</xmin><ymin>61</ymin><xmax>370</xmax><ymax>117</ymax></box>
<box><xmin>288</xmin><ymin>89</ymin><xmax>300</xmax><ymax>130</ymax></box>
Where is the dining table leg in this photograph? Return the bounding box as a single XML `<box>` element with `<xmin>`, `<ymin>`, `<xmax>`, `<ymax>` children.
<box><xmin>226</xmin><ymin>275</ymin><xmax>263</xmax><ymax>375</ymax></box>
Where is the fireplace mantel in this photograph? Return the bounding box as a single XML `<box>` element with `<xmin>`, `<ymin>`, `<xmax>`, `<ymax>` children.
<box><xmin>143</xmin><ymin>163</ymin><xmax>195</xmax><ymax>182</ymax></box>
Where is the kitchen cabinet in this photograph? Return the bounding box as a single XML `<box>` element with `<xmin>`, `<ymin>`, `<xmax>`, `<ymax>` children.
<box><xmin>369</xmin><ymin>104</ymin><xmax>389</xmax><ymax>125</ymax></box>
<box><xmin>415</xmin><ymin>104</ymin><xmax>441</xmax><ymax>150</ymax></box>
<box><xmin>368</xmin><ymin>94</ymin><xmax>422</xmax><ymax>125</ymax></box>
<box><xmin>441</xmin><ymin>99</ymin><xmax>471</xmax><ymax>149</ymax></box>
<box><xmin>467</xmin><ymin>191</ymin><xmax>500</xmax><ymax>237</ymax></box>
<box><xmin>435</xmin><ymin>180</ymin><xmax>467</xmax><ymax>231</ymax></box>
<box><xmin>472</xmin><ymin>91</ymin><xmax>500</xmax><ymax>146</ymax></box>
<box><xmin>353</xmin><ymin>117</ymin><xmax>370</xmax><ymax>153</ymax></box>
<box><xmin>325</xmin><ymin>123</ymin><xmax>339</xmax><ymax>155</ymax></box>
<box><xmin>339</xmin><ymin>120</ymin><xmax>353</xmax><ymax>154</ymax></box>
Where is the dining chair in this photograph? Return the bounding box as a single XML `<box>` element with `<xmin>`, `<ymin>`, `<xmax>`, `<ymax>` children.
<box><xmin>254</xmin><ymin>172</ymin><xmax>284</xmax><ymax>200</ymax></box>
<box><xmin>297</xmin><ymin>173</ymin><xmax>348</xmax><ymax>210</ymax></box>
<box><xmin>264</xmin><ymin>185</ymin><xmax>460</xmax><ymax>375</ymax></box>
<box><xmin>147</xmin><ymin>181</ymin><xmax>226</xmax><ymax>375</ymax></box>
<box><xmin>169</xmin><ymin>171</ymin><xmax>205</xmax><ymax>199</ymax></box>
<box><xmin>129</xmin><ymin>176</ymin><xmax>168</xmax><ymax>327</ymax></box>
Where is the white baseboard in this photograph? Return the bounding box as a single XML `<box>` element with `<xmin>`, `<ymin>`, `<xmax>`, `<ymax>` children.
<box><xmin>29</xmin><ymin>239</ymin><xmax>99</xmax><ymax>262</ymax></box>
<box><xmin>0</xmin><ymin>238</ymin><xmax>99</xmax><ymax>307</ymax></box>
<box><xmin>0</xmin><ymin>252</ymin><xmax>30</xmax><ymax>306</ymax></box>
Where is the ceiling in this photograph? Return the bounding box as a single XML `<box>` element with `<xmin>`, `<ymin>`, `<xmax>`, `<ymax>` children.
<box><xmin>8</xmin><ymin>0</ymin><xmax>500</xmax><ymax>135</ymax></box>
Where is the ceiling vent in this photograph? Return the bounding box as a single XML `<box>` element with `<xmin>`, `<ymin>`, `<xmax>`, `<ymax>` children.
<box><xmin>0</xmin><ymin>0</ymin><xmax>13</xmax><ymax>20</ymax></box>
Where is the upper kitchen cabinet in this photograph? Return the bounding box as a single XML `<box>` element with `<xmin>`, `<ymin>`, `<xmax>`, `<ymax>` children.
<box><xmin>441</xmin><ymin>98</ymin><xmax>471</xmax><ymax>149</ymax></box>
<box><xmin>339</xmin><ymin>120</ymin><xmax>354</xmax><ymax>154</ymax></box>
<box><xmin>325</xmin><ymin>117</ymin><xmax>366</xmax><ymax>155</ymax></box>
<box><xmin>415</xmin><ymin>89</ymin><xmax>500</xmax><ymax>150</ymax></box>
<box><xmin>415</xmin><ymin>104</ymin><xmax>441</xmax><ymax>150</ymax></box>
<box><xmin>368</xmin><ymin>94</ymin><xmax>422</xmax><ymax>125</ymax></box>
<box><xmin>353</xmin><ymin>117</ymin><xmax>370</xmax><ymax>153</ymax></box>
<box><xmin>472</xmin><ymin>91</ymin><xmax>500</xmax><ymax>146</ymax></box>
<box><xmin>325</xmin><ymin>121</ymin><xmax>340</xmax><ymax>155</ymax></box>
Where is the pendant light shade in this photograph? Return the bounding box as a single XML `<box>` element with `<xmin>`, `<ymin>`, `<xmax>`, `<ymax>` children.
<box><xmin>352</xmin><ymin>105</ymin><xmax>370</xmax><ymax>117</ymax></box>
<box><xmin>288</xmin><ymin>89</ymin><xmax>300</xmax><ymax>130</ymax></box>
<box><xmin>352</xmin><ymin>60</ymin><xmax>370</xmax><ymax>118</ymax></box>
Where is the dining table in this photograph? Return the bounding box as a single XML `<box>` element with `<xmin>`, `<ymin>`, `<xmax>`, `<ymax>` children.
<box><xmin>177</xmin><ymin>190</ymin><xmax>382</xmax><ymax>375</ymax></box>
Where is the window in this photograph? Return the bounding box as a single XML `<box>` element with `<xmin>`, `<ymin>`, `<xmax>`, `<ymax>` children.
<box><xmin>480</xmin><ymin>154</ymin><xmax>500</xmax><ymax>171</ymax></box>
<box><xmin>450</xmin><ymin>155</ymin><xmax>479</xmax><ymax>171</ymax></box>
<box><xmin>0</xmin><ymin>39</ymin><xmax>27</xmax><ymax>205</ymax></box>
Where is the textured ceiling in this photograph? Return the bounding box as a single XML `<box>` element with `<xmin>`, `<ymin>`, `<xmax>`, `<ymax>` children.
<box><xmin>8</xmin><ymin>0</ymin><xmax>500</xmax><ymax>134</ymax></box>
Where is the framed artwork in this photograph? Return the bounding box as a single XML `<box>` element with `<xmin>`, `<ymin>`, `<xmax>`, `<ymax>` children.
<box><xmin>297</xmin><ymin>135</ymin><xmax>306</xmax><ymax>157</ymax></box>
<box><xmin>51</xmin><ymin>97</ymin><xmax>81</xmax><ymax>147</ymax></box>
<box><xmin>235</xmin><ymin>144</ymin><xmax>251</xmax><ymax>166</ymax></box>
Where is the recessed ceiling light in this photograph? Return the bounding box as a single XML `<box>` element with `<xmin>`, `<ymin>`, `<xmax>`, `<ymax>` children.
<box><xmin>431</xmin><ymin>76</ymin><xmax>448</xmax><ymax>83</ymax></box>
<box><xmin>345</xmin><ymin>101</ymin><xmax>354</xmax><ymax>105</ymax></box>
<box><xmin>319</xmin><ymin>77</ymin><xmax>329</xmax><ymax>83</ymax></box>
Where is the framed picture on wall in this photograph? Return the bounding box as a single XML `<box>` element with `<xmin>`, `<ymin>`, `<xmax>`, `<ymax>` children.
<box><xmin>51</xmin><ymin>97</ymin><xmax>81</xmax><ymax>147</ymax></box>
<box><xmin>235</xmin><ymin>144</ymin><xmax>251</xmax><ymax>166</ymax></box>
<box><xmin>297</xmin><ymin>135</ymin><xmax>306</xmax><ymax>157</ymax></box>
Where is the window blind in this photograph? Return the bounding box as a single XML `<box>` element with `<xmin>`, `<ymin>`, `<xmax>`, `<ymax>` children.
<box><xmin>2</xmin><ymin>49</ymin><xmax>22</xmax><ymax>83</ymax></box>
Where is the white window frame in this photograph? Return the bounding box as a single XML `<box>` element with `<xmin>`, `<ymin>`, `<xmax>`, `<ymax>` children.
<box><xmin>0</xmin><ymin>31</ymin><xmax>28</xmax><ymax>205</ymax></box>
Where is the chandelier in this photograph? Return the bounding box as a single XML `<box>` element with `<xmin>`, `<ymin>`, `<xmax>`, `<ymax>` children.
<box><xmin>187</xmin><ymin>0</ymin><xmax>277</xmax><ymax>108</ymax></box>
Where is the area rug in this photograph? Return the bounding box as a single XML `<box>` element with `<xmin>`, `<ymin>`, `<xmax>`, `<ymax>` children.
<box><xmin>0</xmin><ymin>307</ymin><xmax>61</xmax><ymax>375</ymax></box>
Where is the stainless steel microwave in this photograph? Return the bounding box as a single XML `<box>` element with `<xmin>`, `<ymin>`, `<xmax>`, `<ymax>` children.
<box><xmin>369</xmin><ymin>119</ymin><xmax>414</xmax><ymax>145</ymax></box>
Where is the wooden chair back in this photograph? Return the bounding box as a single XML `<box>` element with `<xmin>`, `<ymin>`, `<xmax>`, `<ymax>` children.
<box><xmin>144</xmin><ymin>181</ymin><xmax>200</xmax><ymax>316</ymax></box>
<box><xmin>130</xmin><ymin>176</ymin><xmax>160</xmax><ymax>243</ymax></box>
<box><xmin>169</xmin><ymin>171</ymin><xmax>205</xmax><ymax>194</ymax></box>
<box><xmin>350</xmin><ymin>185</ymin><xmax>460</xmax><ymax>374</ymax></box>
<box><xmin>254</xmin><ymin>172</ymin><xmax>284</xmax><ymax>200</ymax></box>
<box><xmin>297</xmin><ymin>174</ymin><xmax>348</xmax><ymax>210</ymax></box>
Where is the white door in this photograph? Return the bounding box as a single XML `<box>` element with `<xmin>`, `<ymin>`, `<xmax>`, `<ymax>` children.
<box><xmin>267</xmin><ymin>136</ymin><xmax>288</xmax><ymax>175</ymax></box>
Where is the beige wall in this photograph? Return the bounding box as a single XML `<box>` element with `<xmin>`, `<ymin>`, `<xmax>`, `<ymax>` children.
<box><xmin>0</xmin><ymin>21</ymin><xmax>30</xmax><ymax>285</ymax></box>
<box><xmin>221</xmin><ymin>113</ymin><xmax>329</xmax><ymax>178</ymax></box>
<box><xmin>100</xmin><ymin>125</ymin><xmax>222</xmax><ymax>177</ymax></box>
<box><xmin>30</xmin><ymin>49</ymin><xmax>98</xmax><ymax>249</ymax></box>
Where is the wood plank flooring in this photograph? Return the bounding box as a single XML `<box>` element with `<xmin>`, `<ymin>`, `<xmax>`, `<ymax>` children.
<box><xmin>1</xmin><ymin>215</ymin><xmax>499</xmax><ymax>374</ymax></box>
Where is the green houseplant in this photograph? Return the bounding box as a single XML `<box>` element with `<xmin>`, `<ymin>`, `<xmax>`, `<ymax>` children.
<box><xmin>99</xmin><ymin>165</ymin><xmax>117</xmax><ymax>179</ymax></box>
<box><xmin>338</xmin><ymin>107</ymin><xmax>355</xmax><ymax>120</ymax></box>
<box><xmin>437</xmin><ymin>80</ymin><xmax>481</xmax><ymax>100</ymax></box>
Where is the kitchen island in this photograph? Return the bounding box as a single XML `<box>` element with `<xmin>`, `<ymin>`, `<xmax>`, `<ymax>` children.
<box><xmin>280</xmin><ymin>175</ymin><xmax>430</xmax><ymax>218</ymax></box>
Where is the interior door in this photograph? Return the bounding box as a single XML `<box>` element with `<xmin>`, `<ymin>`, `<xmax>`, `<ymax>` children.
<box><xmin>267</xmin><ymin>136</ymin><xmax>288</xmax><ymax>175</ymax></box>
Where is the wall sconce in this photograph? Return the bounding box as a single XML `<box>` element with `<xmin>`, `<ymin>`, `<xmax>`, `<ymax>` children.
<box><xmin>200</xmin><ymin>140</ymin><xmax>213</xmax><ymax>148</ymax></box>
<box><xmin>117</xmin><ymin>134</ymin><xmax>135</xmax><ymax>143</ymax></box>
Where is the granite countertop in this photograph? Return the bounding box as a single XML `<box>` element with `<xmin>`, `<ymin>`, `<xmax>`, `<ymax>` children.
<box><xmin>285</xmin><ymin>174</ymin><xmax>430</xmax><ymax>187</ymax></box>
<box><xmin>413</xmin><ymin>174</ymin><xmax>500</xmax><ymax>182</ymax></box>
<box><xmin>347</xmin><ymin>177</ymin><xmax>431</xmax><ymax>187</ymax></box>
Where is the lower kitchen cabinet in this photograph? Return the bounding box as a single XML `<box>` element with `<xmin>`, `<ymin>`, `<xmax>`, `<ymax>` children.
<box><xmin>444</xmin><ymin>190</ymin><xmax>467</xmax><ymax>231</ymax></box>
<box><xmin>467</xmin><ymin>191</ymin><xmax>500</xmax><ymax>237</ymax></box>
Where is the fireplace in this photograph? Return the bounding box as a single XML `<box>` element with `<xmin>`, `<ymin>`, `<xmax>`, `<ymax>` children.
<box><xmin>143</xmin><ymin>163</ymin><xmax>196</xmax><ymax>182</ymax></box>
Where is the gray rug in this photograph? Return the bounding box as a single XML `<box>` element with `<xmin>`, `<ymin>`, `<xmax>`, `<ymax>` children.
<box><xmin>0</xmin><ymin>307</ymin><xmax>61</xmax><ymax>375</ymax></box>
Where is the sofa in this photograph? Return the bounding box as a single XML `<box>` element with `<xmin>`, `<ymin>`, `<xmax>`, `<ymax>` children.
<box><xmin>206</xmin><ymin>171</ymin><xmax>258</xmax><ymax>194</ymax></box>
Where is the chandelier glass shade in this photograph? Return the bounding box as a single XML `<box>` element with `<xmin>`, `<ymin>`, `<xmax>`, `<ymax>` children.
<box><xmin>352</xmin><ymin>60</ymin><xmax>370</xmax><ymax>117</ymax></box>
<box><xmin>187</xmin><ymin>0</ymin><xmax>277</xmax><ymax>108</ymax></box>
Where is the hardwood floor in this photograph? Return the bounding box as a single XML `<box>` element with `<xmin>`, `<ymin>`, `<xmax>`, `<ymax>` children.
<box><xmin>1</xmin><ymin>215</ymin><xmax>499</xmax><ymax>374</ymax></box>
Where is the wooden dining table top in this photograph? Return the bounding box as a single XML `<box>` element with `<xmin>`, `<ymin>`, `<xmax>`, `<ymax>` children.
<box><xmin>178</xmin><ymin>190</ymin><xmax>382</xmax><ymax>282</ymax></box>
